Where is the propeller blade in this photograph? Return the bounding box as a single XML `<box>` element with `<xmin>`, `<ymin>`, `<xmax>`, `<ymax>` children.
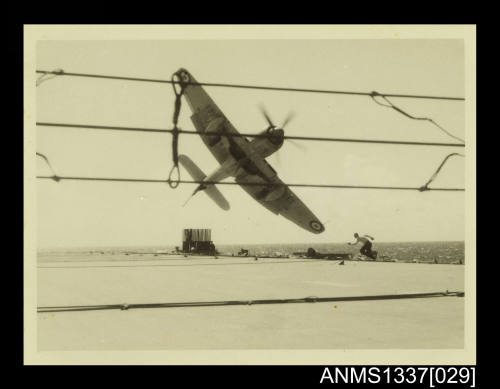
<box><xmin>182</xmin><ymin>194</ymin><xmax>194</xmax><ymax>207</ymax></box>
<box><xmin>281</xmin><ymin>111</ymin><xmax>295</xmax><ymax>129</ymax></box>
<box><xmin>287</xmin><ymin>138</ymin><xmax>307</xmax><ymax>152</ymax></box>
<box><xmin>182</xmin><ymin>185</ymin><xmax>201</xmax><ymax>207</ymax></box>
<box><xmin>259</xmin><ymin>105</ymin><xmax>275</xmax><ymax>128</ymax></box>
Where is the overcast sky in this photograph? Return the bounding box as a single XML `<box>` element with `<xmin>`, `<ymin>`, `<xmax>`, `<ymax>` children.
<box><xmin>35</xmin><ymin>38</ymin><xmax>466</xmax><ymax>248</ymax></box>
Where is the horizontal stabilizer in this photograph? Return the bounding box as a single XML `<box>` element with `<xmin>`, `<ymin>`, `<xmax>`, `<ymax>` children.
<box><xmin>178</xmin><ymin>154</ymin><xmax>207</xmax><ymax>181</ymax></box>
<box><xmin>178</xmin><ymin>155</ymin><xmax>230</xmax><ymax>211</ymax></box>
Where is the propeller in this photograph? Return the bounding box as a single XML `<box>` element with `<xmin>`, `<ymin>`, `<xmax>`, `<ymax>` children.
<box><xmin>260</xmin><ymin>106</ymin><xmax>293</xmax><ymax>133</ymax></box>
<box><xmin>259</xmin><ymin>105</ymin><xmax>297</xmax><ymax>135</ymax></box>
<box><xmin>280</xmin><ymin>111</ymin><xmax>295</xmax><ymax>129</ymax></box>
<box><xmin>287</xmin><ymin>138</ymin><xmax>307</xmax><ymax>152</ymax></box>
<box><xmin>260</xmin><ymin>105</ymin><xmax>276</xmax><ymax>130</ymax></box>
<box><xmin>259</xmin><ymin>105</ymin><xmax>306</xmax><ymax>166</ymax></box>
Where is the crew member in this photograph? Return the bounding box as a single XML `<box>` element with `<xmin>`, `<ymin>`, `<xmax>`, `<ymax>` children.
<box><xmin>348</xmin><ymin>233</ymin><xmax>377</xmax><ymax>260</ymax></box>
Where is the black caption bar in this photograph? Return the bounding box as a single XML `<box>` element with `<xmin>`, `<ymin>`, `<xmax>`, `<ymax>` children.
<box><xmin>23</xmin><ymin>365</ymin><xmax>478</xmax><ymax>386</ymax></box>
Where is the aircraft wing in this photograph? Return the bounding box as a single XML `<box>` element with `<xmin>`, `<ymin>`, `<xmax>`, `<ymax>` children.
<box><xmin>178</xmin><ymin>69</ymin><xmax>278</xmax><ymax>180</ymax></box>
<box><xmin>178</xmin><ymin>70</ymin><xmax>254</xmax><ymax>165</ymax></box>
<box><xmin>235</xmin><ymin>171</ymin><xmax>325</xmax><ymax>234</ymax></box>
<box><xmin>177</xmin><ymin>68</ymin><xmax>324</xmax><ymax>234</ymax></box>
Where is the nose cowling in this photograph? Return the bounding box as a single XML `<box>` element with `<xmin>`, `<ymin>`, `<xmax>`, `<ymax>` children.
<box><xmin>268</xmin><ymin>128</ymin><xmax>285</xmax><ymax>146</ymax></box>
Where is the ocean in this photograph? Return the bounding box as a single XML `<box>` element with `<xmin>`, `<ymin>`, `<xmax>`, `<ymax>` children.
<box><xmin>38</xmin><ymin>241</ymin><xmax>465</xmax><ymax>264</ymax></box>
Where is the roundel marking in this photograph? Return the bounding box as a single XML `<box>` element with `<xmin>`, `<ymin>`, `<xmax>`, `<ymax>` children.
<box><xmin>310</xmin><ymin>221</ymin><xmax>324</xmax><ymax>232</ymax></box>
<box><xmin>180</xmin><ymin>71</ymin><xmax>190</xmax><ymax>82</ymax></box>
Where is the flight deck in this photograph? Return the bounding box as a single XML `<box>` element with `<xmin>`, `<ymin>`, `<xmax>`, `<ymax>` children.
<box><xmin>37</xmin><ymin>253</ymin><xmax>464</xmax><ymax>350</ymax></box>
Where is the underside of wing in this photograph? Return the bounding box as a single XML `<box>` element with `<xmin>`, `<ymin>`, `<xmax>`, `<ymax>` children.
<box><xmin>176</xmin><ymin>68</ymin><xmax>324</xmax><ymax>234</ymax></box>
<box><xmin>177</xmin><ymin>68</ymin><xmax>278</xmax><ymax>179</ymax></box>
<box><xmin>235</xmin><ymin>173</ymin><xmax>325</xmax><ymax>234</ymax></box>
<box><xmin>178</xmin><ymin>69</ymin><xmax>253</xmax><ymax>166</ymax></box>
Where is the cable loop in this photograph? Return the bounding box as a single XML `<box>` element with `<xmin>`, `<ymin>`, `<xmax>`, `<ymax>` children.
<box><xmin>168</xmin><ymin>71</ymin><xmax>189</xmax><ymax>188</ymax></box>
<box><xmin>370</xmin><ymin>91</ymin><xmax>465</xmax><ymax>144</ymax></box>
<box><xmin>171</xmin><ymin>73</ymin><xmax>184</xmax><ymax>97</ymax></box>
<box><xmin>419</xmin><ymin>152</ymin><xmax>465</xmax><ymax>192</ymax></box>
<box><xmin>167</xmin><ymin>165</ymin><xmax>180</xmax><ymax>189</ymax></box>
<box><xmin>36</xmin><ymin>152</ymin><xmax>60</xmax><ymax>182</ymax></box>
<box><xmin>370</xmin><ymin>91</ymin><xmax>393</xmax><ymax>108</ymax></box>
<box><xmin>36</xmin><ymin>68</ymin><xmax>64</xmax><ymax>87</ymax></box>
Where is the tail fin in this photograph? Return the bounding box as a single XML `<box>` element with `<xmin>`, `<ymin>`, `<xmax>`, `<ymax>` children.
<box><xmin>178</xmin><ymin>155</ymin><xmax>230</xmax><ymax>211</ymax></box>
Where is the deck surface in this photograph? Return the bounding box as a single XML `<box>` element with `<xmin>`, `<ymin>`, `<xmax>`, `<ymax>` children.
<box><xmin>37</xmin><ymin>254</ymin><xmax>464</xmax><ymax>350</ymax></box>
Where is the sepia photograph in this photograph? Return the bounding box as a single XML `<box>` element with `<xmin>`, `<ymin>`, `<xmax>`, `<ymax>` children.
<box><xmin>24</xmin><ymin>25</ymin><xmax>476</xmax><ymax>365</ymax></box>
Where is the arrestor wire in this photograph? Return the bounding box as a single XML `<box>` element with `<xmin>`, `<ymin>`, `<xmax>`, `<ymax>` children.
<box><xmin>37</xmin><ymin>290</ymin><xmax>465</xmax><ymax>313</ymax></box>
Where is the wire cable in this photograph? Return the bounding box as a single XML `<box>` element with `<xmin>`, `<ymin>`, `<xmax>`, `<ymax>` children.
<box><xmin>35</xmin><ymin>69</ymin><xmax>465</xmax><ymax>101</ymax></box>
<box><xmin>36</xmin><ymin>122</ymin><xmax>465</xmax><ymax>148</ymax></box>
<box><xmin>37</xmin><ymin>290</ymin><xmax>465</xmax><ymax>313</ymax></box>
<box><xmin>36</xmin><ymin>70</ymin><xmax>466</xmax><ymax>193</ymax></box>
<box><xmin>36</xmin><ymin>175</ymin><xmax>465</xmax><ymax>192</ymax></box>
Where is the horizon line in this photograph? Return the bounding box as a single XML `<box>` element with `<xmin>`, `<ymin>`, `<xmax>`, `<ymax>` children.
<box><xmin>37</xmin><ymin>240</ymin><xmax>466</xmax><ymax>251</ymax></box>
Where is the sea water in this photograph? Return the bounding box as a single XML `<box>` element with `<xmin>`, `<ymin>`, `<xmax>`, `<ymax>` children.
<box><xmin>38</xmin><ymin>241</ymin><xmax>465</xmax><ymax>264</ymax></box>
